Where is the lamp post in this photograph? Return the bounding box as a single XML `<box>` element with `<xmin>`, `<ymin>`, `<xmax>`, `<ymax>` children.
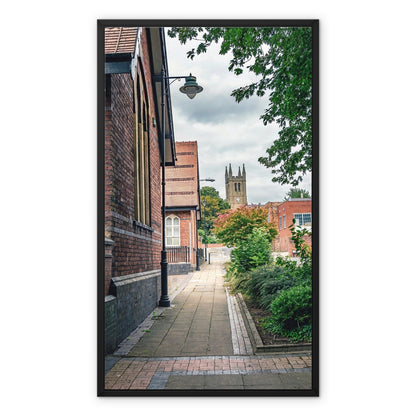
<box><xmin>159</xmin><ymin>68</ymin><xmax>203</xmax><ymax>307</ymax></box>
<box><xmin>202</xmin><ymin>197</ymin><xmax>208</xmax><ymax>262</ymax></box>
<box><xmin>196</xmin><ymin>178</ymin><xmax>215</xmax><ymax>271</ymax></box>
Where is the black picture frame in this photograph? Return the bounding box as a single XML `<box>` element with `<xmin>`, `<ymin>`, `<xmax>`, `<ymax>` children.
<box><xmin>98</xmin><ymin>19</ymin><xmax>319</xmax><ymax>397</ymax></box>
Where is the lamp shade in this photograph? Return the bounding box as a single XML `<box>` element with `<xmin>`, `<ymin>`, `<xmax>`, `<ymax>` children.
<box><xmin>179</xmin><ymin>74</ymin><xmax>203</xmax><ymax>99</ymax></box>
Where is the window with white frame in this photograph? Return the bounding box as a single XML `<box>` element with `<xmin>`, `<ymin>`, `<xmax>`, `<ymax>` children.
<box><xmin>279</xmin><ymin>216</ymin><xmax>282</xmax><ymax>229</ymax></box>
<box><xmin>166</xmin><ymin>215</ymin><xmax>180</xmax><ymax>246</ymax></box>
<box><xmin>294</xmin><ymin>213</ymin><xmax>312</xmax><ymax>227</ymax></box>
<box><xmin>283</xmin><ymin>215</ymin><xmax>286</xmax><ymax>229</ymax></box>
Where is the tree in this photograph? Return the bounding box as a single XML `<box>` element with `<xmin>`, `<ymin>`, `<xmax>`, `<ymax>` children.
<box><xmin>168</xmin><ymin>26</ymin><xmax>313</xmax><ymax>186</ymax></box>
<box><xmin>213</xmin><ymin>205</ymin><xmax>277</xmax><ymax>247</ymax></box>
<box><xmin>284</xmin><ymin>188</ymin><xmax>311</xmax><ymax>201</ymax></box>
<box><xmin>199</xmin><ymin>186</ymin><xmax>230</xmax><ymax>242</ymax></box>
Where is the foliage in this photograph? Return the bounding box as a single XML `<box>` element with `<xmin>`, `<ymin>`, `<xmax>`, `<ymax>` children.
<box><xmin>168</xmin><ymin>26</ymin><xmax>313</xmax><ymax>186</ymax></box>
<box><xmin>244</xmin><ymin>264</ymin><xmax>305</xmax><ymax>310</ymax></box>
<box><xmin>265</xmin><ymin>284</ymin><xmax>312</xmax><ymax>342</ymax></box>
<box><xmin>283</xmin><ymin>188</ymin><xmax>311</xmax><ymax>201</ymax></box>
<box><xmin>199</xmin><ymin>186</ymin><xmax>230</xmax><ymax>242</ymax></box>
<box><xmin>214</xmin><ymin>205</ymin><xmax>277</xmax><ymax>247</ymax></box>
<box><xmin>289</xmin><ymin>219</ymin><xmax>312</xmax><ymax>268</ymax></box>
<box><xmin>198</xmin><ymin>228</ymin><xmax>218</xmax><ymax>244</ymax></box>
<box><xmin>229</xmin><ymin>227</ymin><xmax>272</xmax><ymax>274</ymax></box>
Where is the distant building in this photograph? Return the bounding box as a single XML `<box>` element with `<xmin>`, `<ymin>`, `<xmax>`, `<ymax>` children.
<box><xmin>225</xmin><ymin>164</ymin><xmax>247</xmax><ymax>209</ymax></box>
<box><xmin>263</xmin><ymin>201</ymin><xmax>282</xmax><ymax>251</ymax></box>
<box><xmin>274</xmin><ymin>199</ymin><xmax>312</xmax><ymax>256</ymax></box>
<box><xmin>165</xmin><ymin>141</ymin><xmax>201</xmax><ymax>273</ymax></box>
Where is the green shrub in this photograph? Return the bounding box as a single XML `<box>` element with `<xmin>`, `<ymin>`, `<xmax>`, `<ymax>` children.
<box><xmin>245</xmin><ymin>264</ymin><xmax>301</xmax><ymax>310</ymax></box>
<box><xmin>230</xmin><ymin>227</ymin><xmax>272</xmax><ymax>274</ymax></box>
<box><xmin>266</xmin><ymin>283</ymin><xmax>312</xmax><ymax>342</ymax></box>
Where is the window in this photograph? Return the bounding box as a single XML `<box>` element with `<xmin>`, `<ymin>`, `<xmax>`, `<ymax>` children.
<box><xmin>294</xmin><ymin>213</ymin><xmax>312</xmax><ymax>227</ymax></box>
<box><xmin>238</xmin><ymin>183</ymin><xmax>241</xmax><ymax>192</ymax></box>
<box><xmin>267</xmin><ymin>212</ymin><xmax>271</xmax><ymax>223</ymax></box>
<box><xmin>283</xmin><ymin>215</ymin><xmax>286</xmax><ymax>229</ymax></box>
<box><xmin>234</xmin><ymin>183</ymin><xmax>237</xmax><ymax>192</ymax></box>
<box><xmin>279</xmin><ymin>216</ymin><xmax>282</xmax><ymax>230</ymax></box>
<box><xmin>133</xmin><ymin>66</ymin><xmax>150</xmax><ymax>225</ymax></box>
<box><xmin>166</xmin><ymin>215</ymin><xmax>180</xmax><ymax>246</ymax></box>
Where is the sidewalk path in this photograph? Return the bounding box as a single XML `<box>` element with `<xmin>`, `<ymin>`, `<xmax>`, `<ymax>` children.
<box><xmin>105</xmin><ymin>253</ymin><xmax>312</xmax><ymax>391</ymax></box>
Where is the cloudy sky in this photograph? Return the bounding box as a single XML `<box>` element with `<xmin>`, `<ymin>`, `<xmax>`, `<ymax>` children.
<box><xmin>165</xmin><ymin>29</ymin><xmax>312</xmax><ymax>204</ymax></box>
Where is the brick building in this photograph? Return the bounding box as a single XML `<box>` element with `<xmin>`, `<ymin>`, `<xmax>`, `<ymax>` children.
<box><xmin>270</xmin><ymin>199</ymin><xmax>312</xmax><ymax>256</ymax></box>
<box><xmin>103</xmin><ymin>27</ymin><xmax>176</xmax><ymax>353</ymax></box>
<box><xmin>263</xmin><ymin>201</ymin><xmax>281</xmax><ymax>251</ymax></box>
<box><xmin>165</xmin><ymin>141</ymin><xmax>201</xmax><ymax>273</ymax></box>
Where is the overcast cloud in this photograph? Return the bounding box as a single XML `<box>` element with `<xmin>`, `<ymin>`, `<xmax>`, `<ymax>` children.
<box><xmin>165</xmin><ymin>32</ymin><xmax>312</xmax><ymax>204</ymax></box>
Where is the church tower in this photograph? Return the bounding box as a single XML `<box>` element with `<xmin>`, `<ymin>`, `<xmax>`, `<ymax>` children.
<box><xmin>225</xmin><ymin>164</ymin><xmax>247</xmax><ymax>209</ymax></box>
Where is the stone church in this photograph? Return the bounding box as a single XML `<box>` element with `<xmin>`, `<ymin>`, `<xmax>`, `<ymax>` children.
<box><xmin>225</xmin><ymin>164</ymin><xmax>247</xmax><ymax>209</ymax></box>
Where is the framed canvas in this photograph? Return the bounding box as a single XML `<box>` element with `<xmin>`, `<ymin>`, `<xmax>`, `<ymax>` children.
<box><xmin>97</xmin><ymin>19</ymin><xmax>319</xmax><ymax>396</ymax></box>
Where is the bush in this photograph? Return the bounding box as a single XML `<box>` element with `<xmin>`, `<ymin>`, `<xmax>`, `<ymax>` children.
<box><xmin>245</xmin><ymin>264</ymin><xmax>301</xmax><ymax>310</ymax></box>
<box><xmin>275</xmin><ymin>255</ymin><xmax>311</xmax><ymax>286</ymax></box>
<box><xmin>229</xmin><ymin>227</ymin><xmax>272</xmax><ymax>274</ymax></box>
<box><xmin>266</xmin><ymin>283</ymin><xmax>312</xmax><ymax>342</ymax></box>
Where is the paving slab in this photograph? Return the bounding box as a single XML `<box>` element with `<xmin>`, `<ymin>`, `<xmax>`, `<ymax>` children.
<box><xmin>128</xmin><ymin>262</ymin><xmax>233</xmax><ymax>357</ymax></box>
<box><xmin>105</xmin><ymin>255</ymin><xmax>314</xmax><ymax>392</ymax></box>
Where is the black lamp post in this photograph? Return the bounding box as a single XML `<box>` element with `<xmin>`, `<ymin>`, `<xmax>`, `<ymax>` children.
<box><xmin>202</xmin><ymin>198</ymin><xmax>208</xmax><ymax>262</ymax></box>
<box><xmin>159</xmin><ymin>68</ymin><xmax>203</xmax><ymax>307</ymax></box>
<box><xmin>197</xmin><ymin>178</ymin><xmax>215</xmax><ymax>270</ymax></box>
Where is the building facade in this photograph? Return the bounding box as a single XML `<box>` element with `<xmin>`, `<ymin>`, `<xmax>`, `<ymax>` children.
<box><xmin>165</xmin><ymin>141</ymin><xmax>201</xmax><ymax>273</ymax></box>
<box><xmin>103</xmin><ymin>27</ymin><xmax>176</xmax><ymax>353</ymax></box>
<box><xmin>274</xmin><ymin>199</ymin><xmax>312</xmax><ymax>256</ymax></box>
<box><xmin>264</xmin><ymin>201</ymin><xmax>282</xmax><ymax>252</ymax></box>
<box><xmin>225</xmin><ymin>164</ymin><xmax>247</xmax><ymax>209</ymax></box>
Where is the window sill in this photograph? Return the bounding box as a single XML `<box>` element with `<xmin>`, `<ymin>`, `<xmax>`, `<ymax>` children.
<box><xmin>133</xmin><ymin>220</ymin><xmax>154</xmax><ymax>232</ymax></box>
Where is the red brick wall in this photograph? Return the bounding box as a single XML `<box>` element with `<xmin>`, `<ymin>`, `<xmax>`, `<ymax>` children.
<box><xmin>276</xmin><ymin>200</ymin><xmax>312</xmax><ymax>256</ymax></box>
<box><xmin>104</xmin><ymin>29</ymin><xmax>162</xmax><ymax>291</ymax></box>
<box><xmin>264</xmin><ymin>202</ymin><xmax>281</xmax><ymax>251</ymax></box>
<box><xmin>166</xmin><ymin>210</ymin><xmax>198</xmax><ymax>267</ymax></box>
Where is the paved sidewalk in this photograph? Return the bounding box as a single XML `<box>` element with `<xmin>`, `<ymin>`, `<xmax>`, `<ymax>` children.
<box><xmin>128</xmin><ymin>261</ymin><xmax>233</xmax><ymax>357</ymax></box>
<box><xmin>105</xmin><ymin>255</ymin><xmax>312</xmax><ymax>391</ymax></box>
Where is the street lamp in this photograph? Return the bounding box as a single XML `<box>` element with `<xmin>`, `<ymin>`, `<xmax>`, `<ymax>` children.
<box><xmin>159</xmin><ymin>67</ymin><xmax>203</xmax><ymax>307</ymax></box>
<box><xmin>200</xmin><ymin>178</ymin><xmax>215</xmax><ymax>182</ymax></box>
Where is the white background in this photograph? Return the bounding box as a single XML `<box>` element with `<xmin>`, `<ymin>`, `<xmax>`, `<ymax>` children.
<box><xmin>1</xmin><ymin>1</ymin><xmax>415</xmax><ymax>414</ymax></box>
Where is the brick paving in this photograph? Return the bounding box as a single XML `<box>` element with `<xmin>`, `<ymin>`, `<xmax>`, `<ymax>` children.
<box><xmin>104</xmin><ymin>253</ymin><xmax>312</xmax><ymax>391</ymax></box>
<box><xmin>105</xmin><ymin>354</ymin><xmax>312</xmax><ymax>390</ymax></box>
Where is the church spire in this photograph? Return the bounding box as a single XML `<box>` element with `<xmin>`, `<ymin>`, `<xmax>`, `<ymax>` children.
<box><xmin>225</xmin><ymin>165</ymin><xmax>228</xmax><ymax>181</ymax></box>
<box><xmin>242</xmin><ymin>163</ymin><xmax>246</xmax><ymax>178</ymax></box>
<box><xmin>238</xmin><ymin>166</ymin><xmax>241</xmax><ymax>177</ymax></box>
<box><xmin>229</xmin><ymin>163</ymin><xmax>232</xmax><ymax>176</ymax></box>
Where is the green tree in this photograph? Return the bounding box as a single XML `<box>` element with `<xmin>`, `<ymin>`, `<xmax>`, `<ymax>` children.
<box><xmin>199</xmin><ymin>186</ymin><xmax>230</xmax><ymax>242</ymax></box>
<box><xmin>283</xmin><ymin>188</ymin><xmax>311</xmax><ymax>201</ymax></box>
<box><xmin>213</xmin><ymin>205</ymin><xmax>277</xmax><ymax>247</ymax></box>
<box><xmin>168</xmin><ymin>26</ymin><xmax>313</xmax><ymax>186</ymax></box>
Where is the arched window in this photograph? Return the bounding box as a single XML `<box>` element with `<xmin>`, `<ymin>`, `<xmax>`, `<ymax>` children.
<box><xmin>166</xmin><ymin>215</ymin><xmax>180</xmax><ymax>246</ymax></box>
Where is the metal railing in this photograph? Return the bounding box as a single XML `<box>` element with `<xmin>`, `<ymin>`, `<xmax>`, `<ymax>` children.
<box><xmin>166</xmin><ymin>246</ymin><xmax>191</xmax><ymax>263</ymax></box>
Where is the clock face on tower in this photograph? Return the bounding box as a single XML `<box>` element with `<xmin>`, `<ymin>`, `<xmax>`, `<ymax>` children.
<box><xmin>236</xmin><ymin>198</ymin><xmax>240</xmax><ymax>202</ymax></box>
